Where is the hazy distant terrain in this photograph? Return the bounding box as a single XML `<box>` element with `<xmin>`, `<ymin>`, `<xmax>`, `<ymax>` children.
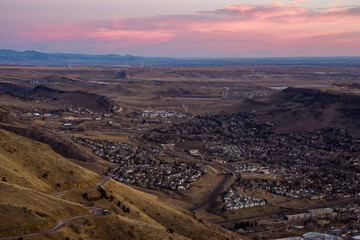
<box><xmin>1</xmin><ymin>49</ymin><xmax>360</xmax><ymax>66</ymax></box>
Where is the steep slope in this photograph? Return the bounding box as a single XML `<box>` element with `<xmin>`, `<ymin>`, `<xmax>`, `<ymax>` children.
<box><xmin>0</xmin><ymin>129</ymin><xmax>101</xmax><ymax>193</ymax></box>
<box><xmin>0</xmin><ymin>107</ymin><xmax>22</xmax><ymax>126</ymax></box>
<box><xmin>33</xmin><ymin>214</ymin><xmax>190</xmax><ymax>240</ymax></box>
<box><xmin>102</xmin><ymin>180</ymin><xmax>238</xmax><ymax>240</ymax></box>
<box><xmin>0</xmin><ymin>108</ymin><xmax>108</xmax><ymax>172</ymax></box>
<box><xmin>58</xmin><ymin>180</ymin><xmax>239</xmax><ymax>240</ymax></box>
<box><xmin>0</xmin><ymin>183</ymin><xmax>91</xmax><ymax>238</ymax></box>
<box><xmin>0</xmin><ymin>129</ymin><xmax>241</xmax><ymax>239</ymax></box>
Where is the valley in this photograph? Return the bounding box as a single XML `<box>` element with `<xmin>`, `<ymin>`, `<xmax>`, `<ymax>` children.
<box><xmin>0</xmin><ymin>64</ymin><xmax>360</xmax><ymax>239</ymax></box>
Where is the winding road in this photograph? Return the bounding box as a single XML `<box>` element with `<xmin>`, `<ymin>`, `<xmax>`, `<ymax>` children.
<box><xmin>53</xmin><ymin>176</ymin><xmax>110</xmax><ymax>197</ymax></box>
<box><xmin>1</xmin><ymin>176</ymin><xmax>110</xmax><ymax>240</ymax></box>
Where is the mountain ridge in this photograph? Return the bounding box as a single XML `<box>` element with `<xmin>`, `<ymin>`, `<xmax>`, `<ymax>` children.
<box><xmin>1</xmin><ymin>49</ymin><xmax>360</xmax><ymax>66</ymax></box>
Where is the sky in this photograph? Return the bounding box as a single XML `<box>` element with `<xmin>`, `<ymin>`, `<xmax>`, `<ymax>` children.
<box><xmin>1</xmin><ymin>0</ymin><xmax>360</xmax><ymax>57</ymax></box>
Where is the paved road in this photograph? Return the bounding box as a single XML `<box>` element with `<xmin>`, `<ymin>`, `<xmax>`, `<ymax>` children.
<box><xmin>130</xmin><ymin>130</ymin><xmax>238</xmax><ymax>213</ymax></box>
<box><xmin>215</xmin><ymin>196</ymin><xmax>360</xmax><ymax>226</ymax></box>
<box><xmin>1</xmin><ymin>176</ymin><xmax>110</xmax><ymax>240</ymax></box>
<box><xmin>53</xmin><ymin>175</ymin><xmax>110</xmax><ymax>197</ymax></box>
<box><xmin>0</xmin><ymin>207</ymin><xmax>104</xmax><ymax>240</ymax></box>
<box><xmin>296</xmin><ymin>196</ymin><xmax>360</xmax><ymax>211</ymax></box>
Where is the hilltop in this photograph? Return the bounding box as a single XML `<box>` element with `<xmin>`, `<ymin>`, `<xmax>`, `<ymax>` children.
<box><xmin>0</xmin><ymin>83</ymin><xmax>117</xmax><ymax>113</ymax></box>
<box><xmin>242</xmin><ymin>85</ymin><xmax>360</xmax><ymax>136</ymax></box>
<box><xmin>29</xmin><ymin>85</ymin><xmax>117</xmax><ymax>113</ymax></box>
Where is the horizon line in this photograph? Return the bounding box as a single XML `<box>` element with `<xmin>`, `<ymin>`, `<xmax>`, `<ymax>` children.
<box><xmin>2</xmin><ymin>49</ymin><xmax>360</xmax><ymax>60</ymax></box>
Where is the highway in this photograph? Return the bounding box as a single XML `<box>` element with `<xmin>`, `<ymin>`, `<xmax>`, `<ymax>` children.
<box><xmin>0</xmin><ymin>176</ymin><xmax>110</xmax><ymax>240</ymax></box>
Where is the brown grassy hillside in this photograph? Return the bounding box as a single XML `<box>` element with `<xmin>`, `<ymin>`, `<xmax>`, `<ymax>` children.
<box><xmin>241</xmin><ymin>87</ymin><xmax>360</xmax><ymax>136</ymax></box>
<box><xmin>0</xmin><ymin>129</ymin><xmax>101</xmax><ymax>193</ymax></box>
<box><xmin>0</xmin><ymin>128</ymin><xmax>242</xmax><ymax>239</ymax></box>
<box><xmin>0</xmin><ymin>182</ymin><xmax>91</xmax><ymax>238</ymax></box>
<box><xmin>57</xmin><ymin>180</ymin><xmax>240</xmax><ymax>240</ymax></box>
<box><xmin>30</xmin><ymin>214</ymin><xmax>191</xmax><ymax>240</ymax></box>
<box><xmin>0</xmin><ymin>120</ymin><xmax>110</xmax><ymax>173</ymax></box>
<box><xmin>28</xmin><ymin>85</ymin><xmax>117</xmax><ymax>113</ymax></box>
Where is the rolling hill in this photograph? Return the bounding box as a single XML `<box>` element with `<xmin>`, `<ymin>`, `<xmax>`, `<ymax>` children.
<box><xmin>40</xmin><ymin>74</ymin><xmax>80</xmax><ymax>83</ymax></box>
<box><xmin>0</xmin><ymin>83</ymin><xmax>117</xmax><ymax>113</ymax></box>
<box><xmin>29</xmin><ymin>85</ymin><xmax>117</xmax><ymax>113</ymax></box>
<box><xmin>0</xmin><ymin>82</ymin><xmax>30</xmax><ymax>96</ymax></box>
<box><xmin>0</xmin><ymin>183</ymin><xmax>92</xmax><ymax>238</ymax></box>
<box><xmin>243</xmin><ymin>85</ymin><xmax>360</xmax><ymax>136</ymax></box>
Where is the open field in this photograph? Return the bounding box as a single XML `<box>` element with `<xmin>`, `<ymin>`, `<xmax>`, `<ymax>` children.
<box><xmin>218</xmin><ymin>188</ymin><xmax>322</xmax><ymax>221</ymax></box>
<box><xmin>156</xmin><ymin>165</ymin><xmax>228</xmax><ymax>211</ymax></box>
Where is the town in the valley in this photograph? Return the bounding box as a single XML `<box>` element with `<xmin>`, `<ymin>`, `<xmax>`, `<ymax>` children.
<box><xmin>1</xmin><ymin>64</ymin><xmax>360</xmax><ymax>239</ymax></box>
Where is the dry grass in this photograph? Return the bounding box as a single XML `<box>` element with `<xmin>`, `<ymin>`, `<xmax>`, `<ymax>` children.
<box><xmin>219</xmin><ymin>187</ymin><xmax>322</xmax><ymax>221</ymax></box>
<box><xmin>10</xmin><ymin>65</ymin><xmax>352</xmax><ymax>238</ymax></box>
<box><xmin>0</xmin><ymin>129</ymin><xmax>101</xmax><ymax>194</ymax></box>
<box><xmin>0</xmin><ymin>129</ymin><xmax>241</xmax><ymax>239</ymax></box>
<box><xmin>77</xmin><ymin>130</ymin><xmax>134</xmax><ymax>144</ymax></box>
<box><xmin>101</xmin><ymin>180</ymin><xmax>241</xmax><ymax>240</ymax></box>
<box><xmin>0</xmin><ymin>182</ymin><xmax>90</xmax><ymax>238</ymax></box>
<box><xmin>57</xmin><ymin>179</ymin><xmax>241</xmax><ymax>240</ymax></box>
<box><xmin>3</xmin><ymin>64</ymin><xmax>355</xmax><ymax>118</ymax></box>
<box><xmin>168</xmin><ymin>165</ymin><xmax>226</xmax><ymax>209</ymax></box>
<box><xmin>31</xmin><ymin>215</ymin><xmax>190</xmax><ymax>240</ymax></box>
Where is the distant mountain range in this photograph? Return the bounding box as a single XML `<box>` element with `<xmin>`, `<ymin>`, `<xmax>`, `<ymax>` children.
<box><xmin>1</xmin><ymin>49</ymin><xmax>360</xmax><ymax>66</ymax></box>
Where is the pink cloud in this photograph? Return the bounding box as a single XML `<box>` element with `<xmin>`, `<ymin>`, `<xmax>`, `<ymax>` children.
<box><xmin>1</xmin><ymin>3</ymin><xmax>360</xmax><ymax>57</ymax></box>
<box><xmin>223</xmin><ymin>3</ymin><xmax>307</xmax><ymax>18</ymax></box>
